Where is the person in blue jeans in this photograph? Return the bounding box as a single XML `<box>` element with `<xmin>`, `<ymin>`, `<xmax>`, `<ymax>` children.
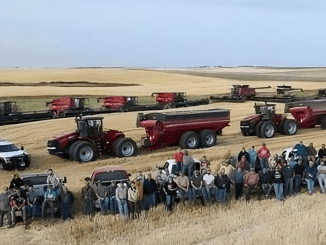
<box><xmin>293</xmin><ymin>159</ymin><xmax>305</xmax><ymax>195</ymax></box>
<box><xmin>283</xmin><ymin>164</ymin><xmax>295</xmax><ymax>197</ymax></box>
<box><xmin>305</xmin><ymin>161</ymin><xmax>317</xmax><ymax>195</ymax></box>
<box><xmin>190</xmin><ymin>170</ymin><xmax>208</xmax><ymax>204</ymax></box>
<box><xmin>26</xmin><ymin>187</ymin><xmax>38</xmax><ymax>219</ymax></box>
<box><xmin>247</xmin><ymin>146</ymin><xmax>257</xmax><ymax>170</ymax></box>
<box><xmin>215</xmin><ymin>168</ymin><xmax>231</xmax><ymax>203</ymax></box>
<box><xmin>115</xmin><ymin>183</ymin><xmax>129</xmax><ymax>218</ymax></box>
<box><xmin>163</xmin><ymin>177</ymin><xmax>178</xmax><ymax>211</ymax></box>
<box><xmin>182</xmin><ymin>150</ymin><xmax>194</xmax><ymax>178</ymax></box>
<box><xmin>143</xmin><ymin>174</ymin><xmax>157</xmax><ymax>210</ymax></box>
<box><xmin>293</xmin><ymin>141</ymin><xmax>308</xmax><ymax>168</ymax></box>
<box><xmin>273</xmin><ymin>169</ymin><xmax>284</xmax><ymax>201</ymax></box>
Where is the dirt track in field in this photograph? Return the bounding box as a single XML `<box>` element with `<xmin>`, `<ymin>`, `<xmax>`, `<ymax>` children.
<box><xmin>1</xmin><ymin>67</ymin><xmax>326</xmax><ymax>244</ymax></box>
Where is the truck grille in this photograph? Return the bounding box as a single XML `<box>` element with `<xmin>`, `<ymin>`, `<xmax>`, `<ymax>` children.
<box><xmin>47</xmin><ymin>140</ymin><xmax>59</xmax><ymax>148</ymax></box>
<box><xmin>10</xmin><ymin>156</ymin><xmax>23</xmax><ymax>164</ymax></box>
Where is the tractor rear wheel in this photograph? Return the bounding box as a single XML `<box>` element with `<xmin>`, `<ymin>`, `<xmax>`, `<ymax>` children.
<box><xmin>73</xmin><ymin>141</ymin><xmax>97</xmax><ymax>163</ymax></box>
<box><xmin>283</xmin><ymin>119</ymin><xmax>298</xmax><ymax>135</ymax></box>
<box><xmin>179</xmin><ymin>131</ymin><xmax>200</xmax><ymax>149</ymax></box>
<box><xmin>260</xmin><ymin>121</ymin><xmax>276</xmax><ymax>138</ymax></box>
<box><xmin>321</xmin><ymin>115</ymin><xmax>326</xmax><ymax>129</ymax></box>
<box><xmin>199</xmin><ymin>130</ymin><xmax>217</xmax><ymax>148</ymax></box>
<box><xmin>113</xmin><ymin>137</ymin><xmax>137</xmax><ymax>158</ymax></box>
<box><xmin>69</xmin><ymin>141</ymin><xmax>81</xmax><ymax>161</ymax></box>
<box><xmin>255</xmin><ymin>121</ymin><xmax>264</xmax><ymax>138</ymax></box>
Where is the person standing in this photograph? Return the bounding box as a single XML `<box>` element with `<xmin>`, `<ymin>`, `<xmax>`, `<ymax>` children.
<box><xmin>61</xmin><ymin>185</ymin><xmax>73</xmax><ymax>220</ymax></box>
<box><xmin>200</xmin><ymin>156</ymin><xmax>211</xmax><ymax>175</ymax></box>
<box><xmin>232</xmin><ymin>168</ymin><xmax>246</xmax><ymax>200</ymax></box>
<box><xmin>293</xmin><ymin>159</ymin><xmax>305</xmax><ymax>195</ymax></box>
<box><xmin>183</xmin><ymin>150</ymin><xmax>194</xmax><ymax>177</ymax></box>
<box><xmin>144</xmin><ymin>174</ymin><xmax>157</xmax><ymax>210</ymax></box>
<box><xmin>94</xmin><ymin>181</ymin><xmax>108</xmax><ymax>213</ymax></box>
<box><xmin>26</xmin><ymin>186</ymin><xmax>38</xmax><ymax>219</ymax></box>
<box><xmin>273</xmin><ymin>169</ymin><xmax>284</xmax><ymax>201</ymax></box>
<box><xmin>47</xmin><ymin>169</ymin><xmax>59</xmax><ymax>189</ymax></box>
<box><xmin>173</xmin><ymin>148</ymin><xmax>184</xmax><ymax>172</ymax></box>
<box><xmin>215</xmin><ymin>168</ymin><xmax>231</xmax><ymax>203</ymax></box>
<box><xmin>128</xmin><ymin>182</ymin><xmax>139</xmax><ymax>219</ymax></box>
<box><xmin>238</xmin><ymin>156</ymin><xmax>250</xmax><ymax>171</ymax></box>
<box><xmin>318</xmin><ymin>144</ymin><xmax>326</xmax><ymax>160</ymax></box>
<box><xmin>283</xmin><ymin>164</ymin><xmax>295</xmax><ymax>197</ymax></box>
<box><xmin>0</xmin><ymin>188</ymin><xmax>12</xmax><ymax>227</ymax></box>
<box><xmin>156</xmin><ymin>176</ymin><xmax>166</xmax><ymax>204</ymax></box>
<box><xmin>247</xmin><ymin>146</ymin><xmax>257</xmax><ymax>170</ymax></box>
<box><xmin>288</xmin><ymin>155</ymin><xmax>297</xmax><ymax>169</ymax></box>
<box><xmin>304</xmin><ymin>161</ymin><xmax>317</xmax><ymax>195</ymax></box>
<box><xmin>203</xmin><ymin>169</ymin><xmax>215</xmax><ymax>202</ymax></box>
<box><xmin>82</xmin><ymin>177</ymin><xmax>96</xmax><ymax>215</ymax></box>
<box><xmin>238</xmin><ymin>147</ymin><xmax>250</xmax><ymax>162</ymax></box>
<box><xmin>307</xmin><ymin>143</ymin><xmax>317</xmax><ymax>163</ymax></box>
<box><xmin>9</xmin><ymin>174</ymin><xmax>25</xmax><ymax>190</ymax></box>
<box><xmin>175</xmin><ymin>171</ymin><xmax>190</xmax><ymax>205</ymax></box>
<box><xmin>317</xmin><ymin>161</ymin><xmax>326</xmax><ymax>193</ymax></box>
<box><xmin>257</xmin><ymin>143</ymin><xmax>271</xmax><ymax>171</ymax></box>
<box><xmin>190</xmin><ymin>170</ymin><xmax>208</xmax><ymax>204</ymax></box>
<box><xmin>293</xmin><ymin>141</ymin><xmax>308</xmax><ymax>168</ymax></box>
<box><xmin>134</xmin><ymin>178</ymin><xmax>144</xmax><ymax>212</ymax></box>
<box><xmin>115</xmin><ymin>182</ymin><xmax>129</xmax><ymax>218</ymax></box>
<box><xmin>163</xmin><ymin>177</ymin><xmax>178</xmax><ymax>211</ymax></box>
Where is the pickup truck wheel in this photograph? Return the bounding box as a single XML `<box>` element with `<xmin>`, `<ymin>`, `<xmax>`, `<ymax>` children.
<box><xmin>114</xmin><ymin>137</ymin><xmax>137</xmax><ymax>158</ymax></box>
<box><xmin>321</xmin><ymin>115</ymin><xmax>326</xmax><ymax>129</ymax></box>
<box><xmin>179</xmin><ymin>131</ymin><xmax>200</xmax><ymax>149</ymax></box>
<box><xmin>260</xmin><ymin>121</ymin><xmax>276</xmax><ymax>138</ymax></box>
<box><xmin>283</xmin><ymin>119</ymin><xmax>297</xmax><ymax>135</ymax></box>
<box><xmin>255</xmin><ymin>121</ymin><xmax>264</xmax><ymax>138</ymax></box>
<box><xmin>69</xmin><ymin>141</ymin><xmax>81</xmax><ymax>161</ymax></box>
<box><xmin>199</xmin><ymin>130</ymin><xmax>217</xmax><ymax>148</ymax></box>
<box><xmin>73</xmin><ymin>142</ymin><xmax>97</xmax><ymax>163</ymax></box>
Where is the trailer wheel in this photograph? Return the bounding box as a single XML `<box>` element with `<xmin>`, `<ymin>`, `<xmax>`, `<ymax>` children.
<box><xmin>69</xmin><ymin>141</ymin><xmax>81</xmax><ymax>161</ymax></box>
<box><xmin>260</xmin><ymin>121</ymin><xmax>276</xmax><ymax>138</ymax></box>
<box><xmin>179</xmin><ymin>131</ymin><xmax>200</xmax><ymax>149</ymax></box>
<box><xmin>321</xmin><ymin>115</ymin><xmax>326</xmax><ymax>129</ymax></box>
<box><xmin>199</xmin><ymin>130</ymin><xmax>217</xmax><ymax>148</ymax></box>
<box><xmin>113</xmin><ymin>137</ymin><xmax>138</xmax><ymax>158</ymax></box>
<box><xmin>283</xmin><ymin>119</ymin><xmax>297</xmax><ymax>135</ymax></box>
<box><xmin>73</xmin><ymin>141</ymin><xmax>97</xmax><ymax>163</ymax></box>
<box><xmin>255</xmin><ymin>121</ymin><xmax>264</xmax><ymax>138</ymax></box>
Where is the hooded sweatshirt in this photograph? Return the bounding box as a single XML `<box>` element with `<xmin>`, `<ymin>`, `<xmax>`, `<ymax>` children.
<box><xmin>257</xmin><ymin>146</ymin><xmax>271</xmax><ymax>159</ymax></box>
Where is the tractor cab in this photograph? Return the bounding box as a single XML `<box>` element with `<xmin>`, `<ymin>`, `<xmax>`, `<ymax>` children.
<box><xmin>254</xmin><ymin>102</ymin><xmax>276</xmax><ymax>120</ymax></box>
<box><xmin>74</xmin><ymin>97</ymin><xmax>89</xmax><ymax>109</ymax></box>
<box><xmin>76</xmin><ymin>116</ymin><xmax>103</xmax><ymax>137</ymax></box>
<box><xmin>0</xmin><ymin>101</ymin><xmax>19</xmax><ymax>117</ymax></box>
<box><xmin>318</xmin><ymin>89</ymin><xmax>326</xmax><ymax>98</ymax></box>
<box><xmin>125</xmin><ymin>96</ymin><xmax>138</xmax><ymax>106</ymax></box>
<box><xmin>231</xmin><ymin>85</ymin><xmax>243</xmax><ymax>98</ymax></box>
<box><xmin>151</xmin><ymin>92</ymin><xmax>187</xmax><ymax>104</ymax></box>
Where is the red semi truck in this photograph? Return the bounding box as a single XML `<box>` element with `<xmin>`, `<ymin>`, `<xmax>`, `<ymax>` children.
<box><xmin>47</xmin><ymin>109</ymin><xmax>230</xmax><ymax>163</ymax></box>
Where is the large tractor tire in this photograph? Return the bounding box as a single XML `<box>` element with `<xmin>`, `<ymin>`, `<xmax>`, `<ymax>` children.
<box><xmin>199</xmin><ymin>130</ymin><xmax>217</xmax><ymax>148</ymax></box>
<box><xmin>69</xmin><ymin>141</ymin><xmax>82</xmax><ymax>161</ymax></box>
<box><xmin>260</xmin><ymin>121</ymin><xmax>276</xmax><ymax>138</ymax></box>
<box><xmin>179</xmin><ymin>131</ymin><xmax>200</xmax><ymax>149</ymax></box>
<box><xmin>113</xmin><ymin>137</ymin><xmax>137</xmax><ymax>158</ymax></box>
<box><xmin>283</xmin><ymin>119</ymin><xmax>298</xmax><ymax>135</ymax></box>
<box><xmin>255</xmin><ymin>121</ymin><xmax>264</xmax><ymax>138</ymax></box>
<box><xmin>73</xmin><ymin>141</ymin><xmax>97</xmax><ymax>163</ymax></box>
<box><xmin>321</xmin><ymin>115</ymin><xmax>326</xmax><ymax>129</ymax></box>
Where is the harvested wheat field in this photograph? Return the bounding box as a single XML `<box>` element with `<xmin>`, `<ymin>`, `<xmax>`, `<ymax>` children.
<box><xmin>0</xmin><ymin>67</ymin><xmax>326</xmax><ymax>245</ymax></box>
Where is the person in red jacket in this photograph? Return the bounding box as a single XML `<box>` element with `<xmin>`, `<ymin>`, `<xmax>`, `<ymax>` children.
<box><xmin>257</xmin><ymin>143</ymin><xmax>271</xmax><ymax>171</ymax></box>
<box><xmin>173</xmin><ymin>148</ymin><xmax>184</xmax><ymax>172</ymax></box>
<box><xmin>238</xmin><ymin>156</ymin><xmax>250</xmax><ymax>171</ymax></box>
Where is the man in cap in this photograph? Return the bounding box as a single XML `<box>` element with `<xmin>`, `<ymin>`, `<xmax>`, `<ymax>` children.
<box><xmin>82</xmin><ymin>177</ymin><xmax>96</xmax><ymax>215</ymax></box>
<box><xmin>203</xmin><ymin>169</ymin><xmax>215</xmax><ymax>202</ymax></box>
<box><xmin>190</xmin><ymin>170</ymin><xmax>208</xmax><ymax>204</ymax></box>
<box><xmin>175</xmin><ymin>171</ymin><xmax>190</xmax><ymax>205</ymax></box>
<box><xmin>183</xmin><ymin>150</ymin><xmax>194</xmax><ymax>178</ymax></box>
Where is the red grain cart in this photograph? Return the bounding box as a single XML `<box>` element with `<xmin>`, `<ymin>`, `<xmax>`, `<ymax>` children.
<box><xmin>136</xmin><ymin>109</ymin><xmax>230</xmax><ymax>149</ymax></box>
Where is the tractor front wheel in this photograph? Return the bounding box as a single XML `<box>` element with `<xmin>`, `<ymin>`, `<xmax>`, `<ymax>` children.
<box><xmin>260</xmin><ymin>121</ymin><xmax>276</xmax><ymax>138</ymax></box>
<box><xmin>73</xmin><ymin>141</ymin><xmax>97</xmax><ymax>163</ymax></box>
<box><xmin>113</xmin><ymin>137</ymin><xmax>138</xmax><ymax>158</ymax></box>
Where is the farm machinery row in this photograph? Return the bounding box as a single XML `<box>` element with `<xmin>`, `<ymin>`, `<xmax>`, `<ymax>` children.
<box><xmin>0</xmin><ymin>92</ymin><xmax>209</xmax><ymax>126</ymax></box>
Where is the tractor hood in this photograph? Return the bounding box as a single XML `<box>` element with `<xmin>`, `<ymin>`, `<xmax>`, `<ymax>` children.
<box><xmin>52</xmin><ymin>131</ymin><xmax>79</xmax><ymax>140</ymax></box>
<box><xmin>241</xmin><ymin>114</ymin><xmax>262</xmax><ymax>124</ymax></box>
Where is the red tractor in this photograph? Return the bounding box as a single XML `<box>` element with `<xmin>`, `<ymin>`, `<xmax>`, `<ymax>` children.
<box><xmin>240</xmin><ymin>103</ymin><xmax>298</xmax><ymax>138</ymax></box>
<box><xmin>47</xmin><ymin>116</ymin><xmax>137</xmax><ymax>162</ymax></box>
<box><xmin>211</xmin><ymin>85</ymin><xmax>271</xmax><ymax>102</ymax></box>
<box><xmin>46</xmin><ymin>97</ymin><xmax>93</xmax><ymax>118</ymax></box>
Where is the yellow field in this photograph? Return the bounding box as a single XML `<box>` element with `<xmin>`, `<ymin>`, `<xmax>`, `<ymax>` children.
<box><xmin>0</xmin><ymin>68</ymin><xmax>325</xmax><ymax>245</ymax></box>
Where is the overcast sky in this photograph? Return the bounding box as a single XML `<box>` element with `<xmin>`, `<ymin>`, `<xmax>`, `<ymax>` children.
<box><xmin>1</xmin><ymin>0</ymin><xmax>326</xmax><ymax>68</ymax></box>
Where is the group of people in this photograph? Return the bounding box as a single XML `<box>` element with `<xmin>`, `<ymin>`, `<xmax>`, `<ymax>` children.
<box><xmin>0</xmin><ymin>169</ymin><xmax>73</xmax><ymax>227</ymax></box>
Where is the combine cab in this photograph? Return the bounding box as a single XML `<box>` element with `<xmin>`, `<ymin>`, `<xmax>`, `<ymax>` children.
<box><xmin>47</xmin><ymin>97</ymin><xmax>93</xmax><ymax>118</ymax></box>
<box><xmin>152</xmin><ymin>92</ymin><xmax>210</xmax><ymax>109</ymax></box>
<box><xmin>276</xmin><ymin>85</ymin><xmax>303</xmax><ymax>95</ymax></box>
<box><xmin>210</xmin><ymin>85</ymin><xmax>271</xmax><ymax>102</ymax></box>
<box><xmin>240</xmin><ymin>102</ymin><xmax>297</xmax><ymax>138</ymax></box>
<box><xmin>47</xmin><ymin>116</ymin><xmax>137</xmax><ymax>162</ymax></box>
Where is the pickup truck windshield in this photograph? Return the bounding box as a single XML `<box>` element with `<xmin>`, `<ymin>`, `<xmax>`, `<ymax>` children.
<box><xmin>0</xmin><ymin>144</ymin><xmax>19</xmax><ymax>152</ymax></box>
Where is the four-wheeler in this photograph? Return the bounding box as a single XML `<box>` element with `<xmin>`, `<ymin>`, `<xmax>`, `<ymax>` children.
<box><xmin>151</xmin><ymin>92</ymin><xmax>210</xmax><ymax>109</ymax></box>
<box><xmin>47</xmin><ymin>97</ymin><xmax>94</xmax><ymax>118</ymax></box>
<box><xmin>98</xmin><ymin>96</ymin><xmax>162</xmax><ymax>112</ymax></box>
<box><xmin>47</xmin><ymin>116</ymin><xmax>138</xmax><ymax>162</ymax></box>
<box><xmin>136</xmin><ymin>109</ymin><xmax>230</xmax><ymax>150</ymax></box>
<box><xmin>0</xmin><ymin>101</ymin><xmax>51</xmax><ymax>126</ymax></box>
<box><xmin>210</xmin><ymin>85</ymin><xmax>271</xmax><ymax>102</ymax></box>
<box><xmin>0</xmin><ymin>140</ymin><xmax>30</xmax><ymax>170</ymax></box>
<box><xmin>240</xmin><ymin>102</ymin><xmax>298</xmax><ymax>138</ymax></box>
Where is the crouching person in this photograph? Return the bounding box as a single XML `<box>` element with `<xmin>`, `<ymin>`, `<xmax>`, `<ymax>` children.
<box><xmin>0</xmin><ymin>188</ymin><xmax>12</xmax><ymax>227</ymax></box>
<box><xmin>243</xmin><ymin>168</ymin><xmax>259</xmax><ymax>201</ymax></box>
<box><xmin>115</xmin><ymin>182</ymin><xmax>129</xmax><ymax>218</ymax></box>
<box><xmin>190</xmin><ymin>170</ymin><xmax>208</xmax><ymax>205</ymax></box>
<box><xmin>10</xmin><ymin>189</ymin><xmax>26</xmax><ymax>225</ymax></box>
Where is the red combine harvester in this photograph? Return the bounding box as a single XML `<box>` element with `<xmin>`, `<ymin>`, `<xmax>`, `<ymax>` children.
<box><xmin>46</xmin><ymin>97</ymin><xmax>94</xmax><ymax>118</ymax></box>
<box><xmin>99</xmin><ymin>96</ymin><xmax>162</xmax><ymax>112</ymax></box>
<box><xmin>136</xmin><ymin>109</ymin><xmax>230</xmax><ymax>149</ymax></box>
<box><xmin>47</xmin><ymin>109</ymin><xmax>230</xmax><ymax>163</ymax></box>
<box><xmin>151</xmin><ymin>92</ymin><xmax>210</xmax><ymax>109</ymax></box>
<box><xmin>210</xmin><ymin>85</ymin><xmax>271</xmax><ymax>102</ymax></box>
<box><xmin>241</xmin><ymin>102</ymin><xmax>326</xmax><ymax>138</ymax></box>
<box><xmin>47</xmin><ymin>116</ymin><xmax>138</xmax><ymax>162</ymax></box>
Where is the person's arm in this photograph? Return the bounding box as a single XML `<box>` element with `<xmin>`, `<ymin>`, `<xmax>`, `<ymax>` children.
<box><xmin>191</xmin><ymin>181</ymin><xmax>197</xmax><ymax>190</ymax></box>
<box><xmin>186</xmin><ymin>178</ymin><xmax>189</xmax><ymax>191</ymax></box>
<box><xmin>115</xmin><ymin>188</ymin><xmax>120</xmax><ymax>202</ymax></box>
<box><xmin>163</xmin><ymin>186</ymin><xmax>167</xmax><ymax>195</ymax></box>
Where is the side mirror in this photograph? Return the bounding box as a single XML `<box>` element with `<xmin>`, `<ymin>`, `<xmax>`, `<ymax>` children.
<box><xmin>21</xmin><ymin>146</ymin><xmax>24</xmax><ymax>151</ymax></box>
